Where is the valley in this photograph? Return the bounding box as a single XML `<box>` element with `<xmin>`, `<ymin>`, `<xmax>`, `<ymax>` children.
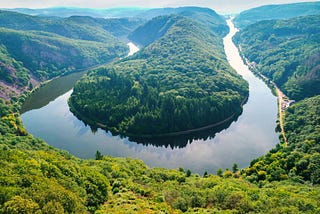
<box><xmin>0</xmin><ymin>2</ymin><xmax>319</xmax><ymax>213</ymax></box>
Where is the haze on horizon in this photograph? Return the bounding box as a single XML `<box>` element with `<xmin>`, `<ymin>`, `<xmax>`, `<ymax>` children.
<box><xmin>0</xmin><ymin>0</ymin><xmax>318</xmax><ymax>13</ymax></box>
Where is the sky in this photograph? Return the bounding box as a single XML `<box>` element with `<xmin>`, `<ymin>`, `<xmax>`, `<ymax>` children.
<box><xmin>0</xmin><ymin>0</ymin><xmax>318</xmax><ymax>13</ymax></box>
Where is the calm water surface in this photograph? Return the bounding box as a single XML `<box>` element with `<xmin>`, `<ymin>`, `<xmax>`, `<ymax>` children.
<box><xmin>21</xmin><ymin>21</ymin><xmax>279</xmax><ymax>174</ymax></box>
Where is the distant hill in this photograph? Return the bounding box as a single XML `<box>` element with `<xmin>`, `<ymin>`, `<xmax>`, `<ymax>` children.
<box><xmin>234</xmin><ymin>15</ymin><xmax>320</xmax><ymax>101</ymax></box>
<box><xmin>0</xmin><ymin>10</ymin><xmax>133</xmax><ymax>99</ymax></box>
<box><xmin>0</xmin><ymin>10</ymin><xmax>143</xmax><ymax>41</ymax></box>
<box><xmin>0</xmin><ymin>27</ymin><xmax>128</xmax><ymax>98</ymax></box>
<box><xmin>234</xmin><ymin>2</ymin><xmax>320</xmax><ymax>28</ymax></box>
<box><xmin>3</xmin><ymin>7</ymin><xmax>148</xmax><ymax>18</ymax></box>
<box><xmin>5</xmin><ymin>6</ymin><xmax>227</xmax><ymax>27</ymax></box>
<box><xmin>129</xmin><ymin>7</ymin><xmax>228</xmax><ymax>46</ymax></box>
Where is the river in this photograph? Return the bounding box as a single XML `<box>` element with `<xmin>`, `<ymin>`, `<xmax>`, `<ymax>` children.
<box><xmin>21</xmin><ymin>21</ymin><xmax>279</xmax><ymax>174</ymax></box>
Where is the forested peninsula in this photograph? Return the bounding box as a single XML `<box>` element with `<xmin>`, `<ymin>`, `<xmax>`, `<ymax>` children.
<box><xmin>69</xmin><ymin>12</ymin><xmax>248</xmax><ymax>137</ymax></box>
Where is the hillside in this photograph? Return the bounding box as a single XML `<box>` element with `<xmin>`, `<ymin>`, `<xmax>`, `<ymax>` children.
<box><xmin>0</xmin><ymin>27</ymin><xmax>127</xmax><ymax>99</ymax></box>
<box><xmin>0</xmin><ymin>10</ymin><xmax>116</xmax><ymax>42</ymax></box>
<box><xmin>0</xmin><ymin>10</ymin><xmax>134</xmax><ymax>99</ymax></box>
<box><xmin>233</xmin><ymin>9</ymin><xmax>320</xmax><ymax>186</ymax></box>
<box><xmin>129</xmin><ymin>7</ymin><xmax>228</xmax><ymax>47</ymax></box>
<box><xmin>233</xmin><ymin>2</ymin><xmax>320</xmax><ymax>28</ymax></box>
<box><xmin>70</xmin><ymin>12</ymin><xmax>248</xmax><ymax>137</ymax></box>
<box><xmin>234</xmin><ymin>15</ymin><xmax>320</xmax><ymax>101</ymax></box>
<box><xmin>243</xmin><ymin>95</ymin><xmax>320</xmax><ymax>184</ymax></box>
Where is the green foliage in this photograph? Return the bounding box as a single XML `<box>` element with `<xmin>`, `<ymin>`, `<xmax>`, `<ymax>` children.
<box><xmin>232</xmin><ymin>163</ymin><xmax>239</xmax><ymax>173</ymax></box>
<box><xmin>235</xmin><ymin>15</ymin><xmax>320</xmax><ymax>101</ymax></box>
<box><xmin>217</xmin><ymin>168</ymin><xmax>223</xmax><ymax>177</ymax></box>
<box><xmin>234</xmin><ymin>2</ymin><xmax>320</xmax><ymax>28</ymax></box>
<box><xmin>0</xmin><ymin>10</ymin><xmax>139</xmax><ymax>42</ymax></box>
<box><xmin>70</xmin><ymin>14</ymin><xmax>248</xmax><ymax>136</ymax></box>
<box><xmin>95</xmin><ymin>150</ymin><xmax>103</xmax><ymax>160</ymax></box>
<box><xmin>0</xmin><ymin>10</ymin><xmax>130</xmax><ymax>99</ymax></box>
<box><xmin>243</xmin><ymin>96</ymin><xmax>320</xmax><ymax>184</ymax></box>
<box><xmin>1</xmin><ymin>6</ymin><xmax>319</xmax><ymax>214</ymax></box>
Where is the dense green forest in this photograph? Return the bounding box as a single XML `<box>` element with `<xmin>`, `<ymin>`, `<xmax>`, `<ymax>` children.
<box><xmin>234</xmin><ymin>12</ymin><xmax>320</xmax><ymax>187</ymax></box>
<box><xmin>233</xmin><ymin>1</ymin><xmax>320</xmax><ymax>28</ymax></box>
<box><xmin>128</xmin><ymin>7</ymin><xmax>228</xmax><ymax>46</ymax></box>
<box><xmin>70</xmin><ymin>12</ymin><xmax>248</xmax><ymax>137</ymax></box>
<box><xmin>0</xmin><ymin>4</ymin><xmax>319</xmax><ymax>213</ymax></box>
<box><xmin>0</xmin><ymin>10</ymin><xmax>140</xmax><ymax>99</ymax></box>
<box><xmin>243</xmin><ymin>95</ymin><xmax>320</xmax><ymax>184</ymax></box>
<box><xmin>234</xmin><ymin>15</ymin><xmax>320</xmax><ymax>101</ymax></box>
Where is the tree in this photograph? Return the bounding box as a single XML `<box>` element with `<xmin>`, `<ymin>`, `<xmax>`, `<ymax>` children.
<box><xmin>186</xmin><ymin>169</ymin><xmax>191</xmax><ymax>177</ymax></box>
<box><xmin>203</xmin><ymin>171</ymin><xmax>208</xmax><ymax>178</ymax></box>
<box><xmin>95</xmin><ymin>150</ymin><xmax>103</xmax><ymax>160</ymax></box>
<box><xmin>232</xmin><ymin>163</ymin><xmax>239</xmax><ymax>173</ymax></box>
<box><xmin>2</xmin><ymin>196</ymin><xmax>40</xmax><ymax>214</ymax></box>
<box><xmin>217</xmin><ymin>168</ymin><xmax>223</xmax><ymax>177</ymax></box>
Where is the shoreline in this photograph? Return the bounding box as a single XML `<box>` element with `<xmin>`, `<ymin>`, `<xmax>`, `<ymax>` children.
<box><xmin>69</xmin><ymin>95</ymin><xmax>248</xmax><ymax>139</ymax></box>
<box><xmin>237</xmin><ymin>46</ymin><xmax>289</xmax><ymax>147</ymax></box>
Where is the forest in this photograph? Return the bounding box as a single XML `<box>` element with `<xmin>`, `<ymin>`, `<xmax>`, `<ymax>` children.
<box><xmin>0</xmin><ymin>10</ymin><xmax>141</xmax><ymax>99</ymax></box>
<box><xmin>70</xmin><ymin>13</ymin><xmax>248</xmax><ymax>136</ymax></box>
<box><xmin>233</xmin><ymin>1</ymin><xmax>320</xmax><ymax>29</ymax></box>
<box><xmin>234</xmin><ymin>9</ymin><xmax>320</xmax><ymax>187</ymax></box>
<box><xmin>0</xmin><ymin>3</ymin><xmax>319</xmax><ymax>213</ymax></box>
<box><xmin>234</xmin><ymin>15</ymin><xmax>320</xmax><ymax>101</ymax></box>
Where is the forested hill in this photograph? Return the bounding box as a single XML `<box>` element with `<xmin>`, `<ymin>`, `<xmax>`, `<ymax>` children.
<box><xmin>234</xmin><ymin>15</ymin><xmax>320</xmax><ymax>101</ymax></box>
<box><xmin>234</xmin><ymin>11</ymin><xmax>320</xmax><ymax>185</ymax></box>
<box><xmin>243</xmin><ymin>95</ymin><xmax>320</xmax><ymax>184</ymax></box>
<box><xmin>233</xmin><ymin>2</ymin><xmax>320</xmax><ymax>28</ymax></box>
<box><xmin>129</xmin><ymin>8</ymin><xmax>228</xmax><ymax>47</ymax></box>
<box><xmin>0</xmin><ymin>10</ymin><xmax>136</xmax><ymax>99</ymax></box>
<box><xmin>70</xmin><ymin>12</ymin><xmax>248</xmax><ymax>137</ymax></box>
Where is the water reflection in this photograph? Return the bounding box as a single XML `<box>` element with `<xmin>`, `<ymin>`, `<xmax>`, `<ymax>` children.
<box><xmin>21</xmin><ymin>72</ymin><xmax>86</xmax><ymax>114</ymax></box>
<box><xmin>125</xmin><ymin>112</ymin><xmax>242</xmax><ymax>149</ymax></box>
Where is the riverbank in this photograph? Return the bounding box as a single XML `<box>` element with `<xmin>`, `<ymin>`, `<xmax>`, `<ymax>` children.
<box><xmin>238</xmin><ymin>47</ymin><xmax>289</xmax><ymax>147</ymax></box>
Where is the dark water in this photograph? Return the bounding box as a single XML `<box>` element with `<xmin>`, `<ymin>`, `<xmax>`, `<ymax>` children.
<box><xmin>21</xmin><ymin>21</ymin><xmax>279</xmax><ymax>174</ymax></box>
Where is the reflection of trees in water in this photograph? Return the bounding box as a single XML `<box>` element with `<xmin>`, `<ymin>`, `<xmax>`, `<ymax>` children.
<box><xmin>128</xmin><ymin>111</ymin><xmax>241</xmax><ymax>149</ymax></box>
<box><xmin>87</xmin><ymin>111</ymin><xmax>242</xmax><ymax>149</ymax></box>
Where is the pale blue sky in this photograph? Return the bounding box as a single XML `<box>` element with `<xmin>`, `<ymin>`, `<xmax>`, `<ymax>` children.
<box><xmin>0</xmin><ymin>0</ymin><xmax>318</xmax><ymax>13</ymax></box>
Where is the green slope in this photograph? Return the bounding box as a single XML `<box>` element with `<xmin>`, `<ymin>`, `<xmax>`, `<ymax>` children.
<box><xmin>234</xmin><ymin>2</ymin><xmax>320</xmax><ymax>28</ymax></box>
<box><xmin>0</xmin><ymin>27</ymin><xmax>127</xmax><ymax>95</ymax></box>
<box><xmin>0</xmin><ymin>10</ymin><xmax>132</xmax><ymax>99</ymax></box>
<box><xmin>70</xmin><ymin>13</ymin><xmax>248</xmax><ymax>136</ymax></box>
<box><xmin>243</xmin><ymin>95</ymin><xmax>320</xmax><ymax>184</ymax></box>
<box><xmin>234</xmin><ymin>15</ymin><xmax>320</xmax><ymax>101</ymax></box>
<box><xmin>0</xmin><ymin>10</ymin><xmax>115</xmax><ymax>43</ymax></box>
